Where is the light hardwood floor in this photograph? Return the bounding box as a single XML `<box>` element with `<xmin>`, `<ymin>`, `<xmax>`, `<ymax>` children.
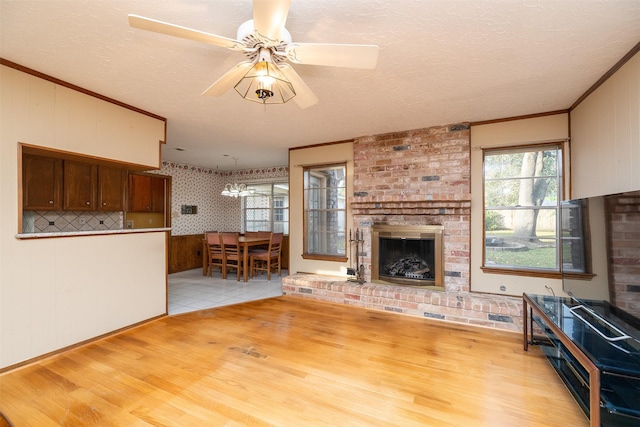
<box><xmin>0</xmin><ymin>296</ymin><xmax>588</xmax><ymax>426</ymax></box>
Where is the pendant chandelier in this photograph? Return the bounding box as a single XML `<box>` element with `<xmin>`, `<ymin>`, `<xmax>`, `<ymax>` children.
<box><xmin>221</xmin><ymin>157</ymin><xmax>254</xmax><ymax>198</ymax></box>
<box><xmin>221</xmin><ymin>183</ymin><xmax>250</xmax><ymax>198</ymax></box>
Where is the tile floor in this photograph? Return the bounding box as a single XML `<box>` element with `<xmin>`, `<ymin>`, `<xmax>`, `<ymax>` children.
<box><xmin>168</xmin><ymin>267</ymin><xmax>286</xmax><ymax>315</ymax></box>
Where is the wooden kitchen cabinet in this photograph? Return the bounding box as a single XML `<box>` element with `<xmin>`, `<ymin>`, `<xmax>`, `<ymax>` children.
<box><xmin>64</xmin><ymin>160</ymin><xmax>97</xmax><ymax>210</ymax></box>
<box><xmin>150</xmin><ymin>175</ymin><xmax>165</xmax><ymax>213</ymax></box>
<box><xmin>128</xmin><ymin>174</ymin><xmax>165</xmax><ymax>213</ymax></box>
<box><xmin>23</xmin><ymin>153</ymin><xmax>127</xmax><ymax>212</ymax></box>
<box><xmin>128</xmin><ymin>174</ymin><xmax>151</xmax><ymax>212</ymax></box>
<box><xmin>21</xmin><ymin>147</ymin><xmax>169</xmax><ymax>230</ymax></box>
<box><xmin>98</xmin><ymin>166</ymin><xmax>127</xmax><ymax>211</ymax></box>
<box><xmin>23</xmin><ymin>154</ymin><xmax>63</xmax><ymax>210</ymax></box>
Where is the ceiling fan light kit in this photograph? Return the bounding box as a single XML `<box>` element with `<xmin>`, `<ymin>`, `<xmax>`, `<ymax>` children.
<box><xmin>128</xmin><ymin>0</ymin><xmax>379</xmax><ymax>109</ymax></box>
<box><xmin>234</xmin><ymin>48</ymin><xmax>296</xmax><ymax>104</ymax></box>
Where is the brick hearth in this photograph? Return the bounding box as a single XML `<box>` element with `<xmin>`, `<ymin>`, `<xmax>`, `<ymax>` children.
<box><xmin>282</xmin><ymin>274</ymin><xmax>523</xmax><ymax>331</ymax></box>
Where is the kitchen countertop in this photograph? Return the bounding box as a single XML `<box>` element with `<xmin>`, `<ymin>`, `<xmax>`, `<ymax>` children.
<box><xmin>16</xmin><ymin>227</ymin><xmax>171</xmax><ymax>239</ymax></box>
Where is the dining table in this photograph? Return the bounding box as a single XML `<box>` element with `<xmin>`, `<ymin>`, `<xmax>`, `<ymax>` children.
<box><xmin>238</xmin><ymin>235</ymin><xmax>270</xmax><ymax>282</ymax></box>
<box><xmin>202</xmin><ymin>234</ymin><xmax>270</xmax><ymax>282</ymax></box>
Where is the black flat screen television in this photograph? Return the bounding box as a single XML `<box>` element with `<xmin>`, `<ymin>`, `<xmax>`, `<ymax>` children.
<box><xmin>560</xmin><ymin>190</ymin><xmax>640</xmax><ymax>320</ymax></box>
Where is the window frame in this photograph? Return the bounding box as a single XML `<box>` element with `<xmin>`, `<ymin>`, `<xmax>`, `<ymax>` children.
<box><xmin>302</xmin><ymin>162</ymin><xmax>348</xmax><ymax>262</ymax></box>
<box><xmin>481</xmin><ymin>141</ymin><xmax>576</xmax><ymax>278</ymax></box>
<box><xmin>242</xmin><ymin>182</ymin><xmax>289</xmax><ymax>234</ymax></box>
<box><xmin>559</xmin><ymin>198</ymin><xmax>596</xmax><ymax>280</ymax></box>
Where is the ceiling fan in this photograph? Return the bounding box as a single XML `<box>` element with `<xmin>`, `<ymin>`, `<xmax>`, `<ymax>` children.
<box><xmin>128</xmin><ymin>0</ymin><xmax>379</xmax><ymax>109</ymax></box>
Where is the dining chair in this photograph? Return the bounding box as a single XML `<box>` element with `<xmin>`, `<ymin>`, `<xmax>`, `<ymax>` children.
<box><xmin>249</xmin><ymin>232</ymin><xmax>283</xmax><ymax>280</ymax></box>
<box><xmin>205</xmin><ymin>232</ymin><xmax>223</xmax><ymax>277</ymax></box>
<box><xmin>220</xmin><ymin>232</ymin><xmax>244</xmax><ymax>281</ymax></box>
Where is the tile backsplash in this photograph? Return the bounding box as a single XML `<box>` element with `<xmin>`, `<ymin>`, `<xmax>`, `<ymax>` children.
<box><xmin>23</xmin><ymin>211</ymin><xmax>124</xmax><ymax>233</ymax></box>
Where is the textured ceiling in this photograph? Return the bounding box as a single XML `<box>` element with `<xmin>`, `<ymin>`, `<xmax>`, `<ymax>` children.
<box><xmin>2</xmin><ymin>1</ymin><xmax>639</xmax><ymax>170</ymax></box>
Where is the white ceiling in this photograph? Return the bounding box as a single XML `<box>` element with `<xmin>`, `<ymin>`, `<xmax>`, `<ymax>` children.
<box><xmin>2</xmin><ymin>1</ymin><xmax>639</xmax><ymax>170</ymax></box>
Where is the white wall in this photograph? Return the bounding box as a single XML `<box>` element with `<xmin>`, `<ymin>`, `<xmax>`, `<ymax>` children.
<box><xmin>0</xmin><ymin>64</ymin><xmax>167</xmax><ymax>369</ymax></box>
<box><xmin>289</xmin><ymin>142</ymin><xmax>354</xmax><ymax>276</ymax></box>
<box><xmin>571</xmin><ymin>51</ymin><xmax>640</xmax><ymax>199</ymax></box>
<box><xmin>470</xmin><ymin>114</ymin><xmax>569</xmax><ymax>296</ymax></box>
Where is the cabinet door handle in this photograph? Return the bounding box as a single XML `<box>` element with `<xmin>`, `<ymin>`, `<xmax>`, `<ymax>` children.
<box><xmin>86</xmin><ymin>201</ymin><xmax>90</xmax><ymax>205</ymax></box>
<box><xmin>103</xmin><ymin>202</ymin><xmax>107</xmax><ymax>206</ymax></box>
<box><xmin>49</xmin><ymin>200</ymin><xmax>53</xmax><ymax>204</ymax></box>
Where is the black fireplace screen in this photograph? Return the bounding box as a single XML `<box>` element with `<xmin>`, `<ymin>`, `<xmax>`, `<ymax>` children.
<box><xmin>378</xmin><ymin>237</ymin><xmax>435</xmax><ymax>281</ymax></box>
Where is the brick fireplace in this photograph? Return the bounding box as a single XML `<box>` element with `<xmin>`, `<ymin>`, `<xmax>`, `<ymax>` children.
<box><xmin>351</xmin><ymin>123</ymin><xmax>471</xmax><ymax>292</ymax></box>
<box><xmin>283</xmin><ymin>122</ymin><xmax>522</xmax><ymax>332</ymax></box>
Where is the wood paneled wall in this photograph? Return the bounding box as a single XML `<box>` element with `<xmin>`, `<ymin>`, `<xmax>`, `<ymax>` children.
<box><xmin>169</xmin><ymin>234</ymin><xmax>204</xmax><ymax>274</ymax></box>
<box><xmin>171</xmin><ymin>234</ymin><xmax>290</xmax><ymax>275</ymax></box>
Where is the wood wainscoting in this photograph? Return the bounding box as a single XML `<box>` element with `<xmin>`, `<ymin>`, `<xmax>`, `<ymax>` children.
<box><xmin>169</xmin><ymin>234</ymin><xmax>203</xmax><ymax>273</ymax></box>
<box><xmin>171</xmin><ymin>234</ymin><xmax>290</xmax><ymax>274</ymax></box>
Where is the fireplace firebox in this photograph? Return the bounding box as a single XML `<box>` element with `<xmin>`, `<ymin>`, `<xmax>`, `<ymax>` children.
<box><xmin>371</xmin><ymin>224</ymin><xmax>444</xmax><ymax>288</ymax></box>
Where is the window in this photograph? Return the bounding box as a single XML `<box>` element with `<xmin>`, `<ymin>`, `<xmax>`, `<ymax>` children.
<box><xmin>243</xmin><ymin>182</ymin><xmax>289</xmax><ymax>234</ymax></box>
<box><xmin>483</xmin><ymin>143</ymin><xmax>567</xmax><ymax>274</ymax></box>
<box><xmin>303</xmin><ymin>164</ymin><xmax>347</xmax><ymax>260</ymax></box>
<box><xmin>560</xmin><ymin>198</ymin><xmax>590</xmax><ymax>274</ymax></box>
<box><xmin>273</xmin><ymin>198</ymin><xmax>285</xmax><ymax>222</ymax></box>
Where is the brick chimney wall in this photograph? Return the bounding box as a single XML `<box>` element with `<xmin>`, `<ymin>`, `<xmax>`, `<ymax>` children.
<box><xmin>350</xmin><ymin>123</ymin><xmax>471</xmax><ymax>291</ymax></box>
<box><xmin>607</xmin><ymin>191</ymin><xmax>640</xmax><ymax>317</ymax></box>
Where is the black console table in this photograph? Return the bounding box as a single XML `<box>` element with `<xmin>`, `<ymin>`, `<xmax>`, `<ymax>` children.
<box><xmin>523</xmin><ymin>293</ymin><xmax>640</xmax><ymax>427</ymax></box>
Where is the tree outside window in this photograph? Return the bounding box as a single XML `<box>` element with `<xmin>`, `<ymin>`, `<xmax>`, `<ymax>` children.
<box><xmin>483</xmin><ymin>143</ymin><xmax>564</xmax><ymax>272</ymax></box>
<box><xmin>303</xmin><ymin>164</ymin><xmax>346</xmax><ymax>259</ymax></box>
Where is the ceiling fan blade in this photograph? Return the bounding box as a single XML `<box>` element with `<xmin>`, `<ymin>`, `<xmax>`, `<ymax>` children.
<box><xmin>128</xmin><ymin>14</ymin><xmax>244</xmax><ymax>51</ymax></box>
<box><xmin>253</xmin><ymin>0</ymin><xmax>291</xmax><ymax>41</ymax></box>
<box><xmin>285</xmin><ymin>43</ymin><xmax>379</xmax><ymax>69</ymax></box>
<box><xmin>279</xmin><ymin>64</ymin><xmax>318</xmax><ymax>109</ymax></box>
<box><xmin>202</xmin><ymin>62</ymin><xmax>254</xmax><ymax>96</ymax></box>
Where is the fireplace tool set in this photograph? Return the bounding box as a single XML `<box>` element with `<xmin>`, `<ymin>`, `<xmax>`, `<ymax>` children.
<box><xmin>347</xmin><ymin>228</ymin><xmax>366</xmax><ymax>284</ymax></box>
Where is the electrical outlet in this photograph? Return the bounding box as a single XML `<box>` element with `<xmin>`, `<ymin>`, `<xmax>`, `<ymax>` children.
<box><xmin>148</xmin><ymin>218</ymin><xmax>153</xmax><ymax>224</ymax></box>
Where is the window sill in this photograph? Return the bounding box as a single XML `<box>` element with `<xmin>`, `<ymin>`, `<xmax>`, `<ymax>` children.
<box><xmin>481</xmin><ymin>266</ymin><xmax>562</xmax><ymax>279</ymax></box>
